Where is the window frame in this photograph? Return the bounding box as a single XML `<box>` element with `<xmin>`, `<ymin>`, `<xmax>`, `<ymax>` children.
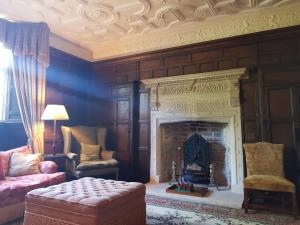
<box><xmin>0</xmin><ymin>45</ymin><xmax>22</xmax><ymax>124</ymax></box>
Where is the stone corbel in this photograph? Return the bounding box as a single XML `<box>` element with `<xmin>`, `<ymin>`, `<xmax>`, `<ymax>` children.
<box><xmin>150</xmin><ymin>84</ymin><xmax>160</xmax><ymax>111</ymax></box>
<box><xmin>229</xmin><ymin>79</ymin><xmax>240</xmax><ymax>108</ymax></box>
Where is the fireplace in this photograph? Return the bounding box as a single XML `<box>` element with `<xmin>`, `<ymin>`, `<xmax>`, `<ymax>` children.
<box><xmin>142</xmin><ymin>68</ymin><xmax>248</xmax><ymax>193</ymax></box>
<box><xmin>160</xmin><ymin>121</ymin><xmax>229</xmax><ymax>188</ymax></box>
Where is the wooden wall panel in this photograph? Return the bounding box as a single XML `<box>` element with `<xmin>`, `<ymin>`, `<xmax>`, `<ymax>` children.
<box><xmin>267</xmin><ymin>88</ymin><xmax>292</xmax><ymax>120</ymax></box>
<box><xmin>0</xmin><ymin>123</ymin><xmax>27</xmax><ymax>151</ymax></box>
<box><xmin>89</xmin><ymin>26</ymin><xmax>300</xmax><ymax>185</ymax></box>
<box><xmin>45</xmin><ymin>48</ymin><xmax>91</xmax><ymax>154</ymax></box>
<box><xmin>137</xmin><ymin>88</ymin><xmax>150</xmax><ymax>182</ymax></box>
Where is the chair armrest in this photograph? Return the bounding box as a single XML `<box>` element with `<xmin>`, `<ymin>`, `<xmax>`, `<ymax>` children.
<box><xmin>101</xmin><ymin>150</ymin><xmax>117</xmax><ymax>161</ymax></box>
<box><xmin>39</xmin><ymin>161</ymin><xmax>58</xmax><ymax>174</ymax></box>
<box><xmin>66</xmin><ymin>152</ymin><xmax>80</xmax><ymax>166</ymax></box>
<box><xmin>66</xmin><ymin>152</ymin><xmax>79</xmax><ymax>161</ymax></box>
<box><xmin>65</xmin><ymin>152</ymin><xmax>79</xmax><ymax>176</ymax></box>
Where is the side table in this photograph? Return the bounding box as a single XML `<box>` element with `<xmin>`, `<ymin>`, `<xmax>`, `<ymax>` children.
<box><xmin>44</xmin><ymin>154</ymin><xmax>66</xmax><ymax>172</ymax></box>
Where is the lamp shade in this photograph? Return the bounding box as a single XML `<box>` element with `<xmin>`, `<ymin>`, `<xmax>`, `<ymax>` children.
<box><xmin>41</xmin><ymin>104</ymin><xmax>69</xmax><ymax>120</ymax></box>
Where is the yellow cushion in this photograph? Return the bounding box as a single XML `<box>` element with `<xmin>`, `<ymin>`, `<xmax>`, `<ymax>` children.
<box><xmin>80</xmin><ymin>143</ymin><xmax>100</xmax><ymax>162</ymax></box>
<box><xmin>8</xmin><ymin>153</ymin><xmax>41</xmax><ymax>176</ymax></box>
<box><xmin>244</xmin><ymin>175</ymin><xmax>295</xmax><ymax>193</ymax></box>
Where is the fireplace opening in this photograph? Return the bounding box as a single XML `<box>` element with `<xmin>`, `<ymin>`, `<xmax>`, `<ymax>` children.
<box><xmin>182</xmin><ymin>134</ymin><xmax>211</xmax><ymax>185</ymax></box>
<box><xmin>160</xmin><ymin>121</ymin><xmax>230</xmax><ymax>189</ymax></box>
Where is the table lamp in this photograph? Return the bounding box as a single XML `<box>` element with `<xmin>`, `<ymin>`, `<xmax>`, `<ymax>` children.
<box><xmin>41</xmin><ymin>104</ymin><xmax>69</xmax><ymax>155</ymax></box>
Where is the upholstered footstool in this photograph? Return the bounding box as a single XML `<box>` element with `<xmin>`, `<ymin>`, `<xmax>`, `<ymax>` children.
<box><xmin>24</xmin><ymin>177</ymin><xmax>146</xmax><ymax>225</ymax></box>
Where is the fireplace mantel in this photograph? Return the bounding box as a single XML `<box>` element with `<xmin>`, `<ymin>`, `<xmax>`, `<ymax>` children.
<box><xmin>142</xmin><ymin>68</ymin><xmax>248</xmax><ymax>111</ymax></box>
<box><xmin>141</xmin><ymin>68</ymin><xmax>248</xmax><ymax>193</ymax></box>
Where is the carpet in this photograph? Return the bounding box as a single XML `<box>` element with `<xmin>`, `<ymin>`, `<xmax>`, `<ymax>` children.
<box><xmin>146</xmin><ymin>195</ymin><xmax>298</xmax><ymax>225</ymax></box>
<box><xmin>5</xmin><ymin>195</ymin><xmax>298</xmax><ymax>225</ymax></box>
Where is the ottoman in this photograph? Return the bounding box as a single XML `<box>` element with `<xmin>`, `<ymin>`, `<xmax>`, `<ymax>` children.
<box><xmin>24</xmin><ymin>177</ymin><xmax>146</xmax><ymax>225</ymax></box>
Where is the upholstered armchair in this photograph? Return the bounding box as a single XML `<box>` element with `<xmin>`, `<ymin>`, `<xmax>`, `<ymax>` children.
<box><xmin>61</xmin><ymin>126</ymin><xmax>119</xmax><ymax>179</ymax></box>
<box><xmin>243</xmin><ymin>142</ymin><xmax>297</xmax><ymax>218</ymax></box>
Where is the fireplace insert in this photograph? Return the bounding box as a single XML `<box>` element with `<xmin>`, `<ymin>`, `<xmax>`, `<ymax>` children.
<box><xmin>182</xmin><ymin>134</ymin><xmax>211</xmax><ymax>184</ymax></box>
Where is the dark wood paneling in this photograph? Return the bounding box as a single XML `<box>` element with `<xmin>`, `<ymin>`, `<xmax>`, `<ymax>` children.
<box><xmin>270</xmin><ymin>123</ymin><xmax>294</xmax><ymax>145</ymax></box>
<box><xmin>137</xmin><ymin>88</ymin><xmax>150</xmax><ymax>183</ymax></box>
<box><xmin>267</xmin><ymin>88</ymin><xmax>292</xmax><ymax>120</ymax></box>
<box><xmin>45</xmin><ymin>48</ymin><xmax>91</xmax><ymax>154</ymax></box>
<box><xmin>260</xmin><ymin>66</ymin><xmax>300</xmax><ymax>185</ymax></box>
<box><xmin>89</xmin><ymin>26</ymin><xmax>300</xmax><ymax>185</ymax></box>
<box><xmin>0</xmin><ymin>123</ymin><xmax>27</xmax><ymax>151</ymax></box>
<box><xmin>97</xmin><ymin>81</ymin><xmax>139</xmax><ymax>181</ymax></box>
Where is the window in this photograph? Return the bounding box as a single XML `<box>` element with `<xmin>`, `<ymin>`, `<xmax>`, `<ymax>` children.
<box><xmin>0</xmin><ymin>43</ymin><xmax>21</xmax><ymax>122</ymax></box>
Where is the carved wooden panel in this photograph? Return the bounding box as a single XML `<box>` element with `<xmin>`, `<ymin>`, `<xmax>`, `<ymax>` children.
<box><xmin>117</xmin><ymin>100</ymin><xmax>130</xmax><ymax>121</ymax></box>
<box><xmin>267</xmin><ymin>88</ymin><xmax>292</xmax><ymax>120</ymax></box>
<box><xmin>117</xmin><ymin>124</ymin><xmax>130</xmax><ymax>152</ymax></box>
<box><xmin>270</xmin><ymin>123</ymin><xmax>294</xmax><ymax>146</ymax></box>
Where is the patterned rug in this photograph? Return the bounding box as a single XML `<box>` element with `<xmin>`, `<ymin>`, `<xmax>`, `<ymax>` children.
<box><xmin>146</xmin><ymin>195</ymin><xmax>298</xmax><ymax>225</ymax></box>
<box><xmin>5</xmin><ymin>195</ymin><xmax>299</xmax><ymax>225</ymax></box>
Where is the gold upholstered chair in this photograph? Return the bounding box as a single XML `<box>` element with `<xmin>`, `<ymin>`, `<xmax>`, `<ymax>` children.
<box><xmin>61</xmin><ymin>126</ymin><xmax>119</xmax><ymax>179</ymax></box>
<box><xmin>243</xmin><ymin>142</ymin><xmax>297</xmax><ymax>218</ymax></box>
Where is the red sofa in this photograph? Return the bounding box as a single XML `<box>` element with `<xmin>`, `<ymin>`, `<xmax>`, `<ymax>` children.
<box><xmin>0</xmin><ymin>146</ymin><xmax>65</xmax><ymax>224</ymax></box>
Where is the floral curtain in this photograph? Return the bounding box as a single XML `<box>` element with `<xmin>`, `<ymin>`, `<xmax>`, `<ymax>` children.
<box><xmin>0</xmin><ymin>19</ymin><xmax>50</xmax><ymax>153</ymax></box>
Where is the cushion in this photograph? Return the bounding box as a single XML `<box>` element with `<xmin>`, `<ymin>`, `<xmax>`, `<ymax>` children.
<box><xmin>0</xmin><ymin>146</ymin><xmax>31</xmax><ymax>176</ymax></box>
<box><xmin>243</xmin><ymin>142</ymin><xmax>284</xmax><ymax>177</ymax></box>
<box><xmin>80</xmin><ymin>143</ymin><xmax>100</xmax><ymax>162</ymax></box>
<box><xmin>8</xmin><ymin>153</ymin><xmax>41</xmax><ymax>176</ymax></box>
<box><xmin>76</xmin><ymin>159</ymin><xmax>119</xmax><ymax>171</ymax></box>
<box><xmin>244</xmin><ymin>175</ymin><xmax>295</xmax><ymax>193</ymax></box>
<box><xmin>39</xmin><ymin>161</ymin><xmax>58</xmax><ymax>174</ymax></box>
<box><xmin>0</xmin><ymin>151</ymin><xmax>10</xmax><ymax>177</ymax></box>
<box><xmin>96</xmin><ymin>127</ymin><xmax>107</xmax><ymax>150</ymax></box>
<box><xmin>0</xmin><ymin>172</ymin><xmax>65</xmax><ymax>207</ymax></box>
<box><xmin>101</xmin><ymin>150</ymin><xmax>115</xmax><ymax>161</ymax></box>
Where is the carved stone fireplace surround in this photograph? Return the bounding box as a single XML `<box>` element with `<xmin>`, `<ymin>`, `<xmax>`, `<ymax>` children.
<box><xmin>142</xmin><ymin>68</ymin><xmax>248</xmax><ymax>193</ymax></box>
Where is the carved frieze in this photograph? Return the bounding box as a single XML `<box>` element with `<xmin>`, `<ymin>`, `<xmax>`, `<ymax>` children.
<box><xmin>142</xmin><ymin>68</ymin><xmax>247</xmax><ymax>112</ymax></box>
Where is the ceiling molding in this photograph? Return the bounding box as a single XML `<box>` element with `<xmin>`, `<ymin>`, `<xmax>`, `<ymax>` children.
<box><xmin>0</xmin><ymin>0</ymin><xmax>299</xmax><ymax>61</ymax></box>
<box><xmin>92</xmin><ymin>2</ymin><xmax>300</xmax><ymax>61</ymax></box>
<box><xmin>49</xmin><ymin>33</ymin><xmax>93</xmax><ymax>61</ymax></box>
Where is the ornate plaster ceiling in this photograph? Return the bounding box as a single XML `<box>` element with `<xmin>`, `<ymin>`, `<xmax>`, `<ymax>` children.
<box><xmin>0</xmin><ymin>0</ymin><xmax>300</xmax><ymax>61</ymax></box>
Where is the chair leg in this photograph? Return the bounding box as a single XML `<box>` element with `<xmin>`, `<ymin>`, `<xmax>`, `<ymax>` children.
<box><xmin>291</xmin><ymin>193</ymin><xmax>298</xmax><ymax>219</ymax></box>
<box><xmin>244</xmin><ymin>188</ymin><xmax>249</xmax><ymax>213</ymax></box>
<box><xmin>115</xmin><ymin>169</ymin><xmax>119</xmax><ymax>181</ymax></box>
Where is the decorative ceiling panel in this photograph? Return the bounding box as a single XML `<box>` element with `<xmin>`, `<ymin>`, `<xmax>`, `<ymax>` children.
<box><xmin>0</xmin><ymin>0</ymin><xmax>299</xmax><ymax>61</ymax></box>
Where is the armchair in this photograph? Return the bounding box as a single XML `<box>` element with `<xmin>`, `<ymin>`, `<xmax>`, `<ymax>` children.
<box><xmin>61</xmin><ymin>126</ymin><xmax>119</xmax><ymax>179</ymax></box>
<box><xmin>243</xmin><ymin>142</ymin><xmax>297</xmax><ymax>218</ymax></box>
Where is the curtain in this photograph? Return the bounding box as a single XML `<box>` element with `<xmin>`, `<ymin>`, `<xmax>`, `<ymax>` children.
<box><xmin>0</xmin><ymin>19</ymin><xmax>50</xmax><ymax>154</ymax></box>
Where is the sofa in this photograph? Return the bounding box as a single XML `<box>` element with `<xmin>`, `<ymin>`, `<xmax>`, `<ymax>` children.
<box><xmin>0</xmin><ymin>146</ymin><xmax>65</xmax><ymax>224</ymax></box>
